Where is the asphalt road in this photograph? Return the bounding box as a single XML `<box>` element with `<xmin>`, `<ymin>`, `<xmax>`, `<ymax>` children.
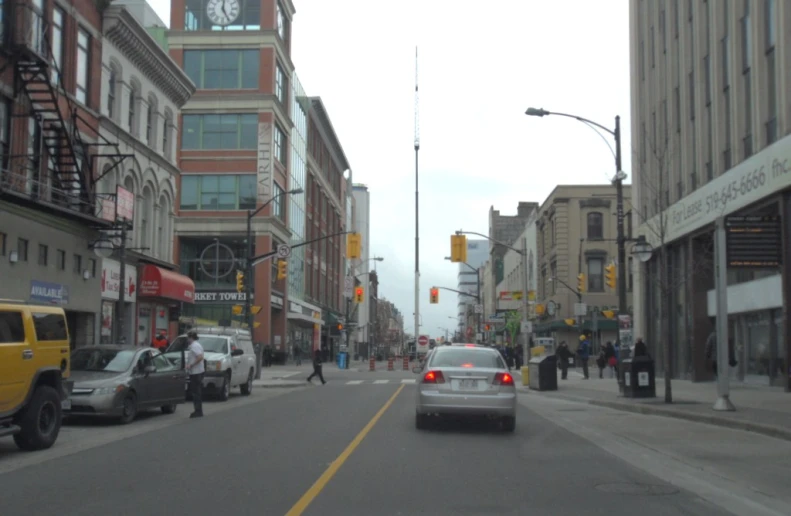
<box><xmin>0</xmin><ymin>366</ymin><xmax>728</xmax><ymax>516</ymax></box>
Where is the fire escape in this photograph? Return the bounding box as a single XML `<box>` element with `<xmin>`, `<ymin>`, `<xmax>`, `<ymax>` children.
<box><xmin>0</xmin><ymin>1</ymin><xmax>132</xmax><ymax>220</ymax></box>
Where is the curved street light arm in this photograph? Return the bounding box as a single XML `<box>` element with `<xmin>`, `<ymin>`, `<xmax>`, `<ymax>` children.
<box><xmin>455</xmin><ymin>230</ymin><xmax>523</xmax><ymax>255</ymax></box>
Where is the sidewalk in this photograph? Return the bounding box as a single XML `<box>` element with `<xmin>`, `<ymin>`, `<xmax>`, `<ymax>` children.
<box><xmin>519</xmin><ymin>369</ymin><xmax>791</xmax><ymax>442</ymax></box>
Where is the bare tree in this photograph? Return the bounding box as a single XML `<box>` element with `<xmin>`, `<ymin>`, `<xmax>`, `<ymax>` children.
<box><xmin>628</xmin><ymin>136</ymin><xmax>719</xmax><ymax>403</ymax></box>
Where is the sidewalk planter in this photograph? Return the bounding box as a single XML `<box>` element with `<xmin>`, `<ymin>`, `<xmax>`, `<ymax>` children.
<box><xmin>528</xmin><ymin>355</ymin><xmax>558</xmax><ymax>391</ymax></box>
<box><xmin>622</xmin><ymin>356</ymin><xmax>656</xmax><ymax>398</ymax></box>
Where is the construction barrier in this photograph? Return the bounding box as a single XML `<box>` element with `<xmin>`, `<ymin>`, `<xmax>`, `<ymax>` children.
<box><xmin>369</xmin><ymin>356</ymin><xmax>375</xmax><ymax>371</ymax></box>
<box><xmin>403</xmin><ymin>355</ymin><xmax>409</xmax><ymax>370</ymax></box>
<box><xmin>387</xmin><ymin>357</ymin><xmax>394</xmax><ymax>371</ymax></box>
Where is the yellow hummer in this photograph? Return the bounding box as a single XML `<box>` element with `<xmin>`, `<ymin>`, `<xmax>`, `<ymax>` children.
<box><xmin>0</xmin><ymin>300</ymin><xmax>73</xmax><ymax>451</ymax></box>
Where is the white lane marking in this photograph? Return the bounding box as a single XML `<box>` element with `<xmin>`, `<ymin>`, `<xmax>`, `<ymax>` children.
<box><xmin>373</xmin><ymin>380</ymin><xmax>390</xmax><ymax>384</ymax></box>
<box><xmin>346</xmin><ymin>380</ymin><xmax>364</xmax><ymax>385</ymax></box>
<box><xmin>401</xmin><ymin>379</ymin><xmax>416</xmax><ymax>384</ymax></box>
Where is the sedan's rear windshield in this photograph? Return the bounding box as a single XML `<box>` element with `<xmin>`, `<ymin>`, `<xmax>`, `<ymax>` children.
<box><xmin>429</xmin><ymin>348</ymin><xmax>505</xmax><ymax>369</ymax></box>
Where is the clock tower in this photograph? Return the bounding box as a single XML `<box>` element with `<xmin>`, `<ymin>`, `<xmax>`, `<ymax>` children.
<box><xmin>168</xmin><ymin>0</ymin><xmax>296</xmax><ymax>350</ymax></box>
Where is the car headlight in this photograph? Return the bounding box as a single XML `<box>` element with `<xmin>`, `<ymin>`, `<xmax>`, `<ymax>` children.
<box><xmin>93</xmin><ymin>385</ymin><xmax>124</xmax><ymax>396</ymax></box>
<box><xmin>206</xmin><ymin>360</ymin><xmax>222</xmax><ymax>371</ymax></box>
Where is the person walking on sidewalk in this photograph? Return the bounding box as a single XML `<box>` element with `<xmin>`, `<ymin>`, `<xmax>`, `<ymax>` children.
<box><xmin>604</xmin><ymin>341</ymin><xmax>617</xmax><ymax>378</ymax></box>
<box><xmin>577</xmin><ymin>335</ymin><xmax>591</xmax><ymax>379</ymax></box>
<box><xmin>293</xmin><ymin>344</ymin><xmax>302</xmax><ymax>366</ymax></box>
<box><xmin>185</xmin><ymin>330</ymin><xmax>205</xmax><ymax>419</ymax></box>
<box><xmin>556</xmin><ymin>341</ymin><xmax>572</xmax><ymax>380</ymax></box>
<box><xmin>307</xmin><ymin>349</ymin><xmax>326</xmax><ymax>384</ymax></box>
<box><xmin>705</xmin><ymin>330</ymin><xmax>737</xmax><ymax>376</ymax></box>
<box><xmin>596</xmin><ymin>348</ymin><xmax>607</xmax><ymax>378</ymax></box>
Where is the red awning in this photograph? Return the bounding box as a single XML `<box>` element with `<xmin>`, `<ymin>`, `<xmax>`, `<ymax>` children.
<box><xmin>138</xmin><ymin>265</ymin><xmax>195</xmax><ymax>304</ymax></box>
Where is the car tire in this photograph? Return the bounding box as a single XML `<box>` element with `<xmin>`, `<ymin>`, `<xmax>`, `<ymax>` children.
<box><xmin>415</xmin><ymin>413</ymin><xmax>430</xmax><ymax>430</ymax></box>
<box><xmin>218</xmin><ymin>372</ymin><xmax>231</xmax><ymax>401</ymax></box>
<box><xmin>161</xmin><ymin>404</ymin><xmax>177</xmax><ymax>414</ymax></box>
<box><xmin>240</xmin><ymin>370</ymin><xmax>253</xmax><ymax>396</ymax></box>
<box><xmin>13</xmin><ymin>385</ymin><xmax>62</xmax><ymax>451</ymax></box>
<box><xmin>501</xmin><ymin>416</ymin><xmax>516</xmax><ymax>433</ymax></box>
<box><xmin>119</xmin><ymin>393</ymin><xmax>138</xmax><ymax>425</ymax></box>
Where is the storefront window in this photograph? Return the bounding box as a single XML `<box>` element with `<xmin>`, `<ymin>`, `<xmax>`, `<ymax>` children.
<box><xmin>773</xmin><ymin>309</ymin><xmax>785</xmax><ymax>384</ymax></box>
<box><xmin>746</xmin><ymin>311</ymin><xmax>771</xmax><ymax>378</ymax></box>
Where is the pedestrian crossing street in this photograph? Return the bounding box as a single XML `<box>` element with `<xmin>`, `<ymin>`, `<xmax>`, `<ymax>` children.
<box><xmin>341</xmin><ymin>379</ymin><xmax>417</xmax><ymax>385</ymax></box>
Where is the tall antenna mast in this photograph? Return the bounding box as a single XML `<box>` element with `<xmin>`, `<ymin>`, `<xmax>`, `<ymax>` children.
<box><xmin>413</xmin><ymin>46</ymin><xmax>421</xmax><ymax>350</ymax></box>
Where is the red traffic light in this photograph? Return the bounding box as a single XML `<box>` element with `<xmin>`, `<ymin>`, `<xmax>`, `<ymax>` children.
<box><xmin>355</xmin><ymin>287</ymin><xmax>363</xmax><ymax>295</ymax></box>
<box><xmin>430</xmin><ymin>288</ymin><xmax>438</xmax><ymax>295</ymax></box>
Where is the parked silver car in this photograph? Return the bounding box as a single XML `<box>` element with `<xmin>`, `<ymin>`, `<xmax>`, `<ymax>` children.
<box><xmin>66</xmin><ymin>346</ymin><xmax>187</xmax><ymax>424</ymax></box>
<box><xmin>413</xmin><ymin>344</ymin><xmax>517</xmax><ymax>432</ymax></box>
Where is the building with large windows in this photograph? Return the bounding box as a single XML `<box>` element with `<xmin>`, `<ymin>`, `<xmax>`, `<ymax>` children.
<box><xmin>630</xmin><ymin>0</ymin><xmax>789</xmax><ymax>387</ymax></box>
<box><xmin>97</xmin><ymin>3</ymin><xmax>196</xmax><ymax>346</ymax></box>
<box><xmin>168</xmin><ymin>0</ymin><xmax>296</xmax><ymax>350</ymax></box>
<box><xmin>304</xmin><ymin>97</ymin><xmax>351</xmax><ymax>358</ymax></box>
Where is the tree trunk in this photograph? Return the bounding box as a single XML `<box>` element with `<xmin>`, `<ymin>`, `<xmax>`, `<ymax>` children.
<box><xmin>660</xmin><ymin>247</ymin><xmax>673</xmax><ymax>403</ymax></box>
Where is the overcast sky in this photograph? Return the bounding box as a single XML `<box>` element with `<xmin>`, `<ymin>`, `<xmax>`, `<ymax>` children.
<box><xmin>150</xmin><ymin>0</ymin><xmax>631</xmax><ymax>338</ymax></box>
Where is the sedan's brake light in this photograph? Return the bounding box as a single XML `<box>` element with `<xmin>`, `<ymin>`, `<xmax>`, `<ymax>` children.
<box><xmin>493</xmin><ymin>372</ymin><xmax>514</xmax><ymax>386</ymax></box>
<box><xmin>461</xmin><ymin>363</ymin><xmax>474</xmax><ymax>368</ymax></box>
<box><xmin>423</xmin><ymin>370</ymin><xmax>446</xmax><ymax>384</ymax></box>
<box><xmin>465</xmin><ymin>344</ymin><xmax>476</xmax><ymax>348</ymax></box>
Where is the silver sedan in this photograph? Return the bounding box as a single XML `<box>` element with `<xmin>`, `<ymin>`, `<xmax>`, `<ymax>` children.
<box><xmin>413</xmin><ymin>344</ymin><xmax>517</xmax><ymax>432</ymax></box>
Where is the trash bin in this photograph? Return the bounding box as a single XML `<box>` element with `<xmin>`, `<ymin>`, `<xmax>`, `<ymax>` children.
<box><xmin>338</xmin><ymin>352</ymin><xmax>347</xmax><ymax>370</ymax></box>
<box><xmin>622</xmin><ymin>356</ymin><xmax>656</xmax><ymax>398</ymax></box>
<box><xmin>527</xmin><ymin>355</ymin><xmax>558</xmax><ymax>391</ymax></box>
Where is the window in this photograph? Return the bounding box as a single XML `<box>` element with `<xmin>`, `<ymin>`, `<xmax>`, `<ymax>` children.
<box><xmin>17</xmin><ymin>238</ymin><xmax>28</xmax><ymax>261</ymax></box>
<box><xmin>587</xmin><ymin>258</ymin><xmax>604</xmax><ymax>292</ymax></box>
<box><xmin>128</xmin><ymin>85</ymin><xmax>137</xmax><ymax>133</ymax></box>
<box><xmin>0</xmin><ymin>311</ymin><xmax>25</xmax><ymax>343</ymax></box>
<box><xmin>586</xmin><ymin>212</ymin><xmax>603</xmax><ymax>239</ymax></box>
<box><xmin>743</xmin><ymin>70</ymin><xmax>752</xmax><ymax>158</ymax></box>
<box><xmin>179</xmin><ymin>174</ymin><xmax>257</xmax><ymax>210</ymax></box>
<box><xmin>273</xmin><ymin>182</ymin><xmax>285</xmax><ymax>220</ymax></box>
<box><xmin>274</xmin><ymin>124</ymin><xmax>286</xmax><ymax>163</ymax></box>
<box><xmin>276</xmin><ymin>1</ymin><xmax>288</xmax><ymax>40</ymax></box>
<box><xmin>107</xmin><ymin>68</ymin><xmax>117</xmax><ymax>118</ymax></box>
<box><xmin>765</xmin><ymin>0</ymin><xmax>775</xmax><ymax>50</ymax></box>
<box><xmin>650</xmin><ymin>26</ymin><xmax>655</xmax><ymax>67</ymax></box>
<box><xmin>73</xmin><ymin>254</ymin><xmax>82</xmax><ymax>274</ymax></box>
<box><xmin>162</xmin><ymin>113</ymin><xmax>171</xmax><ymax>156</ymax></box>
<box><xmin>146</xmin><ymin>98</ymin><xmax>154</xmax><ymax>144</ymax></box>
<box><xmin>673</xmin><ymin>86</ymin><xmax>680</xmax><ymax>133</ymax></box>
<box><xmin>766</xmin><ymin>49</ymin><xmax>776</xmax><ymax>144</ymax></box>
<box><xmin>183</xmin><ymin>0</ymin><xmax>261</xmax><ymax>31</ymax></box>
<box><xmin>89</xmin><ymin>258</ymin><xmax>96</xmax><ymax>278</ymax></box>
<box><xmin>688</xmin><ymin>71</ymin><xmax>695</xmax><ymax>120</ymax></box>
<box><xmin>181</xmin><ymin>114</ymin><xmax>258</xmax><ymax>150</ymax></box>
<box><xmin>703</xmin><ymin>55</ymin><xmax>711</xmax><ymax>105</ymax></box>
<box><xmin>51</xmin><ymin>8</ymin><xmax>64</xmax><ymax>85</ymax></box>
<box><xmin>0</xmin><ymin>98</ymin><xmax>9</xmax><ymax>171</ymax></box>
<box><xmin>75</xmin><ymin>28</ymin><xmax>89</xmax><ymax>104</ymax></box>
<box><xmin>183</xmin><ymin>50</ymin><xmax>259</xmax><ymax>89</ymax></box>
<box><xmin>721</xmin><ymin>36</ymin><xmax>730</xmax><ymax>87</ymax></box>
<box><xmin>31</xmin><ymin>312</ymin><xmax>68</xmax><ymax>341</ymax></box>
<box><xmin>38</xmin><ymin>244</ymin><xmax>48</xmax><ymax>266</ymax></box>
<box><xmin>56</xmin><ymin>249</ymin><xmax>65</xmax><ymax>270</ymax></box>
<box><xmin>741</xmin><ymin>3</ymin><xmax>751</xmax><ymax>71</ymax></box>
<box><xmin>275</xmin><ymin>63</ymin><xmax>287</xmax><ymax>103</ymax></box>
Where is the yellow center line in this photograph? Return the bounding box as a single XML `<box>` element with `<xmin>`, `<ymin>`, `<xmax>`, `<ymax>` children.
<box><xmin>285</xmin><ymin>384</ymin><xmax>406</xmax><ymax>516</ymax></box>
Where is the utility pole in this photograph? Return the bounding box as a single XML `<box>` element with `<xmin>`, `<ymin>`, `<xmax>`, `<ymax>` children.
<box><xmin>614</xmin><ymin>115</ymin><xmax>628</xmax><ymax>347</ymax></box>
<box><xmin>413</xmin><ymin>46</ymin><xmax>421</xmax><ymax>360</ymax></box>
<box><xmin>520</xmin><ymin>236</ymin><xmax>530</xmax><ymax>360</ymax></box>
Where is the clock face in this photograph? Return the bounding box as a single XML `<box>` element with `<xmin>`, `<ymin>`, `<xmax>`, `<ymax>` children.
<box><xmin>207</xmin><ymin>0</ymin><xmax>240</xmax><ymax>26</ymax></box>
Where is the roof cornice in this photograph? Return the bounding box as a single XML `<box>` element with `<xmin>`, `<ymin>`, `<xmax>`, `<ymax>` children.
<box><xmin>103</xmin><ymin>6</ymin><xmax>196</xmax><ymax>107</ymax></box>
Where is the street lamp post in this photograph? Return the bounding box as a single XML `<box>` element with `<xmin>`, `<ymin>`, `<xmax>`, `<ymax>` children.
<box><xmin>245</xmin><ymin>188</ymin><xmax>304</xmax><ymax>335</ymax></box>
<box><xmin>347</xmin><ymin>258</ymin><xmax>383</xmax><ymax>363</ymax></box>
<box><xmin>525</xmin><ymin>108</ymin><xmax>627</xmax><ymax>345</ymax></box>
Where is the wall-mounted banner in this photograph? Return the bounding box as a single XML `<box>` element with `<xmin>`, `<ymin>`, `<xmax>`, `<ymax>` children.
<box><xmin>30</xmin><ymin>280</ymin><xmax>69</xmax><ymax>305</ymax></box>
<box><xmin>194</xmin><ymin>291</ymin><xmax>249</xmax><ymax>303</ymax></box>
<box><xmin>257</xmin><ymin>122</ymin><xmax>273</xmax><ymax>202</ymax></box>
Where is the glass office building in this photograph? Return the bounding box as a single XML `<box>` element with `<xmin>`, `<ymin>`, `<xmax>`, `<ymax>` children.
<box><xmin>289</xmin><ymin>73</ymin><xmax>308</xmax><ymax>299</ymax></box>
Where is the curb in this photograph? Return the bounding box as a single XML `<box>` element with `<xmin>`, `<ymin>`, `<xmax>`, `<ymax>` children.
<box><xmin>525</xmin><ymin>389</ymin><xmax>791</xmax><ymax>443</ymax></box>
<box><xmin>253</xmin><ymin>381</ymin><xmax>307</xmax><ymax>389</ymax></box>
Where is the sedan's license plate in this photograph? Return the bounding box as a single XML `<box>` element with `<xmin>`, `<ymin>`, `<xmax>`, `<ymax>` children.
<box><xmin>459</xmin><ymin>379</ymin><xmax>478</xmax><ymax>390</ymax></box>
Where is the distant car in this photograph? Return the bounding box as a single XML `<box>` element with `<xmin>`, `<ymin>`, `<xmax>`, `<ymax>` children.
<box><xmin>66</xmin><ymin>346</ymin><xmax>187</xmax><ymax>424</ymax></box>
<box><xmin>413</xmin><ymin>344</ymin><xmax>516</xmax><ymax>432</ymax></box>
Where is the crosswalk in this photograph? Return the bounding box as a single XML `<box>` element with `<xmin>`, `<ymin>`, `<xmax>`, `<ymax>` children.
<box><xmin>341</xmin><ymin>379</ymin><xmax>417</xmax><ymax>385</ymax></box>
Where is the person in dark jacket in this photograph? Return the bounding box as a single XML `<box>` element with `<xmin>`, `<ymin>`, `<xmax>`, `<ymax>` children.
<box><xmin>307</xmin><ymin>349</ymin><xmax>326</xmax><ymax>384</ymax></box>
<box><xmin>556</xmin><ymin>341</ymin><xmax>572</xmax><ymax>380</ymax></box>
<box><xmin>633</xmin><ymin>338</ymin><xmax>648</xmax><ymax>358</ymax></box>
<box><xmin>577</xmin><ymin>335</ymin><xmax>591</xmax><ymax>379</ymax></box>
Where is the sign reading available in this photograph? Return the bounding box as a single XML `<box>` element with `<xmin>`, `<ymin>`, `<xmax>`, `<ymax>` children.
<box><xmin>101</xmin><ymin>260</ymin><xmax>137</xmax><ymax>302</ymax></box>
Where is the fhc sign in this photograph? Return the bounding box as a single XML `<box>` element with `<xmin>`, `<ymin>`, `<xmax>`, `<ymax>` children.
<box><xmin>194</xmin><ymin>291</ymin><xmax>249</xmax><ymax>303</ymax></box>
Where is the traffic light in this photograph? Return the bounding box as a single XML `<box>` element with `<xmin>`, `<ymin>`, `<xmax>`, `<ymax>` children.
<box><xmin>450</xmin><ymin>234</ymin><xmax>467</xmax><ymax>263</ymax></box>
<box><xmin>236</xmin><ymin>270</ymin><xmax>245</xmax><ymax>293</ymax></box>
<box><xmin>604</xmin><ymin>263</ymin><xmax>616</xmax><ymax>290</ymax></box>
<box><xmin>354</xmin><ymin>286</ymin><xmax>364</xmax><ymax>303</ymax></box>
<box><xmin>429</xmin><ymin>287</ymin><xmax>439</xmax><ymax>304</ymax></box>
<box><xmin>337</xmin><ymin>323</ymin><xmax>344</xmax><ymax>331</ymax></box>
<box><xmin>277</xmin><ymin>259</ymin><xmax>287</xmax><ymax>280</ymax></box>
<box><xmin>347</xmin><ymin>232</ymin><xmax>362</xmax><ymax>259</ymax></box>
<box><xmin>577</xmin><ymin>273</ymin><xmax>586</xmax><ymax>293</ymax></box>
<box><xmin>484</xmin><ymin>324</ymin><xmax>491</xmax><ymax>331</ymax></box>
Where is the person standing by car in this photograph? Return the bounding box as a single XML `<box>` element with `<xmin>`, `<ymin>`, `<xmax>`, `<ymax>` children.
<box><xmin>152</xmin><ymin>331</ymin><xmax>168</xmax><ymax>351</ymax></box>
<box><xmin>185</xmin><ymin>330</ymin><xmax>205</xmax><ymax>418</ymax></box>
<box><xmin>307</xmin><ymin>349</ymin><xmax>326</xmax><ymax>384</ymax></box>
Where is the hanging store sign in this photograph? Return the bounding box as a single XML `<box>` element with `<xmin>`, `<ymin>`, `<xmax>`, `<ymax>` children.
<box><xmin>101</xmin><ymin>260</ymin><xmax>138</xmax><ymax>302</ymax></box>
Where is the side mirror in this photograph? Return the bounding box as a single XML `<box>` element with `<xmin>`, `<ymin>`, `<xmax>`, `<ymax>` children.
<box><xmin>231</xmin><ymin>348</ymin><xmax>244</xmax><ymax>357</ymax></box>
<box><xmin>144</xmin><ymin>365</ymin><xmax>156</xmax><ymax>374</ymax></box>
<box><xmin>412</xmin><ymin>366</ymin><xmax>422</xmax><ymax>374</ymax></box>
